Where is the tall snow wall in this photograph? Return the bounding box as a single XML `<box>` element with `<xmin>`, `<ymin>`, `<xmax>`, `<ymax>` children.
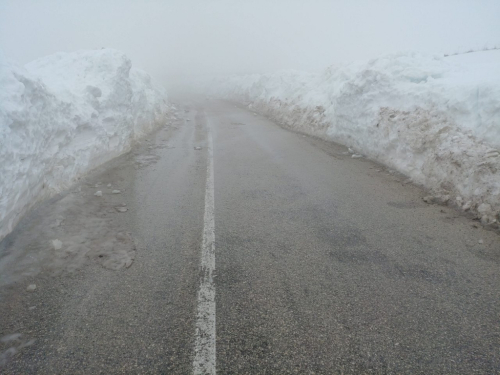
<box><xmin>210</xmin><ymin>51</ymin><xmax>500</xmax><ymax>225</ymax></box>
<box><xmin>0</xmin><ymin>49</ymin><xmax>169</xmax><ymax>241</ymax></box>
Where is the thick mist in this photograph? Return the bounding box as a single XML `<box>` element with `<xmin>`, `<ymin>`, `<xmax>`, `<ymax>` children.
<box><xmin>1</xmin><ymin>0</ymin><xmax>499</xmax><ymax>91</ymax></box>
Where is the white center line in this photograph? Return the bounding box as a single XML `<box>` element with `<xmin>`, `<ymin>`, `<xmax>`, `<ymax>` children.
<box><xmin>193</xmin><ymin>128</ymin><xmax>216</xmax><ymax>375</ymax></box>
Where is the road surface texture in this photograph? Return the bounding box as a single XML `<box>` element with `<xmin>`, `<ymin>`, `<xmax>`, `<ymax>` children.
<box><xmin>1</xmin><ymin>98</ymin><xmax>499</xmax><ymax>374</ymax></box>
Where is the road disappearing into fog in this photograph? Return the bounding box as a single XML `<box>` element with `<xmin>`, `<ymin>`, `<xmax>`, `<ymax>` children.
<box><xmin>1</xmin><ymin>98</ymin><xmax>500</xmax><ymax>374</ymax></box>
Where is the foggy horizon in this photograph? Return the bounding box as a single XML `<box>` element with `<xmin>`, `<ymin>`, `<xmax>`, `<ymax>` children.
<box><xmin>1</xmin><ymin>0</ymin><xmax>499</xmax><ymax>90</ymax></box>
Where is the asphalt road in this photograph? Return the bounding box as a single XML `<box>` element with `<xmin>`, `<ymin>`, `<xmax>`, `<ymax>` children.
<box><xmin>1</xmin><ymin>98</ymin><xmax>499</xmax><ymax>374</ymax></box>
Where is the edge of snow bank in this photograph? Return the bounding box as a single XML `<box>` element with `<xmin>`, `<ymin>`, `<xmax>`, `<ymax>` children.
<box><xmin>210</xmin><ymin>52</ymin><xmax>500</xmax><ymax>227</ymax></box>
<box><xmin>0</xmin><ymin>49</ymin><xmax>169</xmax><ymax>241</ymax></box>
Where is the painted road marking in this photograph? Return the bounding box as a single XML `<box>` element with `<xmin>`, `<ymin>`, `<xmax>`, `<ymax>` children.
<box><xmin>193</xmin><ymin>128</ymin><xmax>216</xmax><ymax>374</ymax></box>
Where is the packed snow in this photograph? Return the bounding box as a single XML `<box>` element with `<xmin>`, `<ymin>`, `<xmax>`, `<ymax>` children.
<box><xmin>0</xmin><ymin>49</ymin><xmax>169</xmax><ymax>241</ymax></box>
<box><xmin>210</xmin><ymin>50</ymin><xmax>500</xmax><ymax>225</ymax></box>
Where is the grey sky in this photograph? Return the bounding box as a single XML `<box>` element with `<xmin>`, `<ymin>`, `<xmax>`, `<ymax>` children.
<box><xmin>1</xmin><ymin>0</ymin><xmax>499</xmax><ymax>89</ymax></box>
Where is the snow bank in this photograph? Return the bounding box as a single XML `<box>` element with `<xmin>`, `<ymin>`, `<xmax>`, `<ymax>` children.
<box><xmin>211</xmin><ymin>50</ymin><xmax>500</xmax><ymax>224</ymax></box>
<box><xmin>0</xmin><ymin>49</ymin><xmax>169</xmax><ymax>240</ymax></box>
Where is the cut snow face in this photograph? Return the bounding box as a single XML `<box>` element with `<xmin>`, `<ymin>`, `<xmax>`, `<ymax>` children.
<box><xmin>0</xmin><ymin>49</ymin><xmax>169</xmax><ymax>241</ymax></box>
<box><xmin>210</xmin><ymin>50</ymin><xmax>500</xmax><ymax>225</ymax></box>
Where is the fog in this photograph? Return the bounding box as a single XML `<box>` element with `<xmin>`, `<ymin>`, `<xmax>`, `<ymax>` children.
<box><xmin>1</xmin><ymin>0</ymin><xmax>499</xmax><ymax>91</ymax></box>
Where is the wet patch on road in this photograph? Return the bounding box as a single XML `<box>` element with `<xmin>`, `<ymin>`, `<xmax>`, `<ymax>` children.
<box><xmin>0</xmin><ymin>179</ymin><xmax>137</xmax><ymax>289</ymax></box>
<box><xmin>387</xmin><ymin>201</ymin><xmax>423</xmax><ymax>209</ymax></box>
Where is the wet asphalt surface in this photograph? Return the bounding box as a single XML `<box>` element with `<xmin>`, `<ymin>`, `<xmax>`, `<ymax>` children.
<box><xmin>1</xmin><ymin>98</ymin><xmax>500</xmax><ymax>374</ymax></box>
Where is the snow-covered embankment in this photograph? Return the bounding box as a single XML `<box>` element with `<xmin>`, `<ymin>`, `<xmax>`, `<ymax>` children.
<box><xmin>0</xmin><ymin>49</ymin><xmax>169</xmax><ymax>241</ymax></box>
<box><xmin>210</xmin><ymin>51</ymin><xmax>500</xmax><ymax>226</ymax></box>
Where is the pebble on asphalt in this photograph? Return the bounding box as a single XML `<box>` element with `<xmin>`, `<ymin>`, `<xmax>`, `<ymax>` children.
<box><xmin>423</xmin><ymin>196</ymin><xmax>434</xmax><ymax>204</ymax></box>
<box><xmin>52</xmin><ymin>239</ymin><xmax>62</xmax><ymax>250</ymax></box>
<box><xmin>94</xmin><ymin>191</ymin><xmax>102</xmax><ymax>197</ymax></box>
<box><xmin>26</xmin><ymin>284</ymin><xmax>37</xmax><ymax>292</ymax></box>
